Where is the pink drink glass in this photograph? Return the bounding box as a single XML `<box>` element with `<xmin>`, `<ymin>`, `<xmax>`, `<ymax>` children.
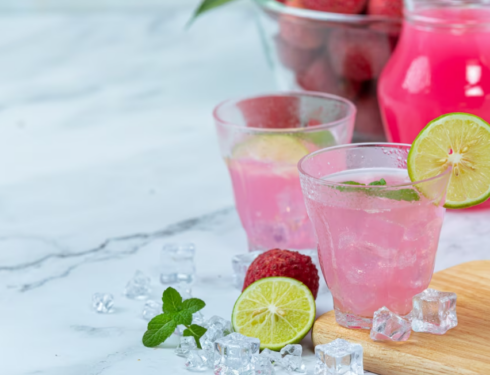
<box><xmin>214</xmin><ymin>92</ymin><xmax>355</xmax><ymax>252</ymax></box>
<box><xmin>298</xmin><ymin>143</ymin><xmax>451</xmax><ymax>329</ymax></box>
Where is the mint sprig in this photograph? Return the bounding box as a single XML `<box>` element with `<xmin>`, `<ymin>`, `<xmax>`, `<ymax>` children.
<box><xmin>336</xmin><ymin>178</ymin><xmax>420</xmax><ymax>202</ymax></box>
<box><xmin>142</xmin><ymin>287</ymin><xmax>206</xmax><ymax>348</ymax></box>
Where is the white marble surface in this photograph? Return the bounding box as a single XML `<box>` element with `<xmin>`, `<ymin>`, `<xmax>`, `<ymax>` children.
<box><xmin>0</xmin><ymin>2</ymin><xmax>489</xmax><ymax>375</ymax></box>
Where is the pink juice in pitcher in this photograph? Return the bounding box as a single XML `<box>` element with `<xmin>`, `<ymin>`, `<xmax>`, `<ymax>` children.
<box><xmin>379</xmin><ymin>5</ymin><xmax>490</xmax><ymax>144</ymax></box>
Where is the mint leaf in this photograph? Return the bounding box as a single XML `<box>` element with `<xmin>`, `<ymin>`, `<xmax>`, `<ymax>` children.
<box><xmin>142</xmin><ymin>314</ymin><xmax>178</xmax><ymax>347</ymax></box>
<box><xmin>376</xmin><ymin>189</ymin><xmax>420</xmax><ymax>202</ymax></box>
<box><xmin>182</xmin><ymin>298</ymin><xmax>206</xmax><ymax>314</ymax></box>
<box><xmin>173</xmin><ymin>310</ymin><xmax>193</xmax><ymax>326</ymax></box>
<box><xmin>342</xmin><ymin>181</ymin><xmax>365</xmax><ymax>185</ymax></box>
<box><xmin>368</xmin><ymin>178</ymin><xmax>387</xmax><ymax>186</ymax></box>
<box><xmin>336</xmin><ymin>179</ymin><xmax>419</xmax><ymax>202</ymax></box>
<box><xmin>162</xmin><ymin>287</ymin><xmax>183</xmax><ymax>313</ymax></box>
<box><xmin>183</xmin><ymin>324</ymin><xmax>207</xmax><ymax>349</ymax></box>
<box><xmin>189</xmin><ymin>0</ymin><xmax>239</xmax><ymax>24</ymax></box>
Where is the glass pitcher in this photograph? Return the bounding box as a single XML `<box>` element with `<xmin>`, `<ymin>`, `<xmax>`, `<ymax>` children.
<box><xmin>379</xmin><ymin>0</ymin><xmax>490</xmax><ymax>143</ymax></box>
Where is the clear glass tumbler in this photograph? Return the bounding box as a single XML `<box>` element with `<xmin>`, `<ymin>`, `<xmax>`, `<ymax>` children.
<box><xmin>214</xmin><ymin>92</ymin><xmax>356</xmax><ymax>252</ymax></box>
<box><xmin>298</xmin><ymin>143</ymin><xmax>451</xmax><ymax>329</ymax></box>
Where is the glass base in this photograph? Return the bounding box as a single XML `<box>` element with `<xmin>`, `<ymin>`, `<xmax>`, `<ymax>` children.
<box><xmin>335</xmin><ymin>308</ymin><xmax>372</xmax><ymax>330</ymax></box>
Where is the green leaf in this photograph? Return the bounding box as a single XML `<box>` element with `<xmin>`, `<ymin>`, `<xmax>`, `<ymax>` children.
<box><xmin>335</xmin><ymin>179</ymin><xmax>419</xmax><ymax>202</ymax></box>
<box><xmin>142</xmin><ymin>314</ymin><xmax>178</xmax><ymax>347</ymax></box>
<box><xmin>376</xmin><ymin>188</ymin><xmax>420</xmax><ymax>202</ymax></box>
<box><xmin>189</xmin><ymin>0</ymin><xmax>239</xmax><ymax>25</ymax></box>
<box><xmin>183</xmin><ymin>325</ymin><xmax>207</xmax><ymax>349</ymax></box>
<box><xmin>173</xmin><ymin>310</ymin><xmax>193</xmax><ymax>326</ymax></box>
<box><xmin>342</xmin><ymin>181</ymin><xmax>365</xmax><ymax>186</ymax></box>
<box><xmin>182</xmin><ymin>298</ymin><xmax>206</xmax><ymax>314</ymax></box>
<box><xmin>368</xmin><ymin>178</ymin><xmax>387</xmax><ymax>186</ymax></box>
<box><xmin>162</xmin><ymin>287</ymin><xmax>183</xmax><ymax>313</ymax></box>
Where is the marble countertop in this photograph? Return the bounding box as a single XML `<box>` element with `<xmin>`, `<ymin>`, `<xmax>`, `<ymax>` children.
<box><xmin>1</xmin><ymin>2</ymin><xmax>489</xmax><ymax>375</ymax></box>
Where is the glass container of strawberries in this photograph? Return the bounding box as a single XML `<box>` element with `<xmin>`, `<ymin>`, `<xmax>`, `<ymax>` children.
<box><xmin>254</xmin><ymin>0</ymin><xmax>402</xmax><ymax>142</ymax></box>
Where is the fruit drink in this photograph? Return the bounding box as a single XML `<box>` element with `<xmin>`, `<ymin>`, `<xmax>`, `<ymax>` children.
<box><xmin>306</xmin><ymin>168</ymin><xmax>445</xmax><ymax>327</ymax></box>
<box><xmin>379</xmin><ymin>7</ymin><xmax>490</xmax><ymax>144</ymax></box>
<box><xmin>227</xmin><ymin>136</ymin><xmax>317</xmax><ymax>251</ymax></box>
<box><xmin>214</xmin><ymin>93</ymin><xmax>356</xmax><ymax>252</ymax></box>
<box><xmin>299</xmin><ymin>144</ymin><xmax>450</xmax><ymax>329</ymax></box>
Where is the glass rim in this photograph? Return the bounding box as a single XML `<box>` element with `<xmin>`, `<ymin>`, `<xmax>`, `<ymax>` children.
<box><xmin>298</xmin><ymin>142</ymin><xmax>452</xmax><ymax>188</ymax></box>
<box><xmin>405</xmin><ymin>0</ymin><xmax>490</xmax><ymax>28</ymax></box>
<box><xmin>253</xmin><ymin>0</ymin><xmax>400</xmax><ymax>23</ymax></box>
<box><xmin>213</xmin><ymin>91</ymin><xmax>357</xmax><ymax>134</ymax></box>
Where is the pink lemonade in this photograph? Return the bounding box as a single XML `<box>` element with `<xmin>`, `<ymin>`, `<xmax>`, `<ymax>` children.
<box><xmin>214</xmin><ymin>93</ymin><xmax>356</xmax><ymax>252</ymax></box>
<box><xmin>379</xmin><ymin>7</ymin><xmax>490</xmax><ymax>144</ymax></box>
<box><xmin>303</xmin><ymin>167</ymin><xmax>446</xmax><ymax>328</ymax></box>
<box><xmin>228</xmin><ymin>147</ymin><xmax>316</xmax><ymax>251</ymax></box>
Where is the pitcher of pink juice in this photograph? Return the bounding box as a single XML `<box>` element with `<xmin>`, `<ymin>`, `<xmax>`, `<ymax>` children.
<box><xmin>379</xmin><ymin>0</ymin><xmax>490</xmax><ymax>144</ymax></box>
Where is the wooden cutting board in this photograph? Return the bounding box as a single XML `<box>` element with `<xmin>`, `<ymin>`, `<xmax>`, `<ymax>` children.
<box><xmin>312</xmin><ymin>261</ymin><xmax>490</xmax><ymax>375</ymax></box>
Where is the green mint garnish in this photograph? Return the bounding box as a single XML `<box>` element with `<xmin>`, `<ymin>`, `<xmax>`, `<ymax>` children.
<box><xmin>368</xmin><ymin>178</ymin><xmax>387</xmax><ymax>186</ymax></box>
<box><xmin>336</xmin><ymin>178</ymin><xmax>420</xmax><ymax>202</ymax></box>
<box><xmin>142</xmin><ymin>287</ymin><xmax>206</xmax><ymax>348</ymax></box>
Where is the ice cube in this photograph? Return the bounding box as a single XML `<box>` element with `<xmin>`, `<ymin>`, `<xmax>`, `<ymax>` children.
<box><xmin>231</xmin><ymin>251</ymin><xmax>262</xmax><ymax>289</ymax></box>
<box><xmin>260</xmin><ymin>348</ymin><xmax>282</xmax><ymax>366</ymax></box>
<box><xmin>314</xmin><ymin>339</ymin><xmax>363</xmax><ymax>375</ymax></box>
<box><xmin>370</xmin><ymin>306</ymin><xmax>411</xmax><ymax>342</ymax></box>
<box><xmin>185</xmin><ymin>349</ymin><xmax>209</xmax><ymax>372</ymax></box>
<box><xmin>160</xmin><ymin>243</ymin><xmax>196</xmax><ymax>285</ymax></box>
<box><xmin>280</xmin><ymin>344</ymin><xmax>306</xmax><ymax>374</ymax></box>
<box><xmin>200</xmin><ymin>325</ymin><xmax>225</xmax><ymax>368</ymax></box>
<box><xmin>176</xmin><ymin>336</ymin><xmax>198</xmax><ymax>358</ymax></box>
<box><xmin>280</xmin><ymin>344</ymin><xmax>302</xmax><ymax>357</ymax></box>
<box><xmin>254</xmin><ymin>355</ymin><xmax>275</xmax><ymax>375</ymax></box>
<box><xmin>141</xmin><ymin>299</ymin><xmax>161</xmax><ymax>321</ymax></box>
<box><xmin>214</xmin><ymin>333</ymin><xmax>260</xmax><ymax>375</ymax></box>
<box><xmin>206</xmin><ymin>315</ymin><xmax>234</xmax><ymax>335</ymax></box>
<box><xmin>411</xmin><ymin>289</ymin><xmax>457</xmax><ymax>335</ymax></box>
<box><xmin>92</xmin><ymin>293</ymin><xmax>114</xmax><ymax>313</ymax></box>
<box><xmin>123</xmin><ymin>270</ymin><xmax>151</xmax><ymax>299</ymax></box>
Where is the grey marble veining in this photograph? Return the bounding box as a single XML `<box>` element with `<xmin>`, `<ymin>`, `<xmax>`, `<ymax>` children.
<box><xmin>0</xmin><ymin>2</ymin><xmax>489</xmax><ymax>375</ymax></box>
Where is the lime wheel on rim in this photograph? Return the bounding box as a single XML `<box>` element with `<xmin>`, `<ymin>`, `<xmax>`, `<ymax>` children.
<box><xmin>407</xmin><ymin>112</ymin><xmax>490</xmax><ymax>208</ymax></box>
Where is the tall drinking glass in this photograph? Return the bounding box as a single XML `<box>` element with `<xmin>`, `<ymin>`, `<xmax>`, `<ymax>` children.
<box><xmin>214</xmin><ymin>92</ymin><xmax>356</xmax><ymax>252</ymax></box>
<box><xmin>299</xmin><ymin>143</ymin><xmax>451</xmax><ymax>329</ymax></box>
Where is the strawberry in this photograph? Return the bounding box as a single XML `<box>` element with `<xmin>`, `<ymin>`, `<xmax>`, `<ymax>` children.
<box><xmin>275</xmin><ymin>36</ymin><xmax>321</xmax><ymax>73</ymax></box>
<box><xmin>237</xmin><ymin>96</ymin><xmax>300</xmax><ymax>129</ymax></box>
<box><xmin>368</xmin><ymin>0</ymin><xmax>403</xmax><ymax>18</ymax></box>
<box><xmin>297</xmin><ymin>56</ymin><xmax>360</xmax><ymax>99</ymax></box>
<box><xmin>279</xmin><ymin>16</ymin><xmax>324</xmax><ymax>49</ymax></box>
<box><xmin>327</xmin><ymin>28</ymin><xmax>391</xmax><ymax>81</ymax></box>
<box><xmin>302</xmin><ymin>0</ymin><xmax>367</xmax><ymax>14</ymax></box>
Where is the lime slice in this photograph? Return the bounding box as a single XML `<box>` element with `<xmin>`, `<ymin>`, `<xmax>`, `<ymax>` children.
<box><xmin>232</xmin><ymin>135</ymin><xmax>309</xmax><ymax>164</ymax></box>
<box><xmin>232</xmin><ymin>277</ymin><xmax>316</xmax><ymax>350</ymax></box>
<box><xmin>300</xmin><ymin>130</ymin><xmax>335</xmax><ymax>148</ymax></box>
<box><xmin>407</xmin><ymin>112</ymin><xmax>490</xmax><ymax>208</ymax></box>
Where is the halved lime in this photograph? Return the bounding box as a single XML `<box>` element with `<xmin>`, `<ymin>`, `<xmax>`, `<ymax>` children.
<box><xmin>231</xmin><ymin>277</ymin><xmax>316</xmax><ymax>351</ymax></box>
<box><xmin>407</xmin><ymin>112</ymin><xmax>490</xmax><ymax>208</ymax></box>
<box><xmin>232</xmin><ymin>135</ymin><xmax>309</xmax><ymax>164</ymax></box>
